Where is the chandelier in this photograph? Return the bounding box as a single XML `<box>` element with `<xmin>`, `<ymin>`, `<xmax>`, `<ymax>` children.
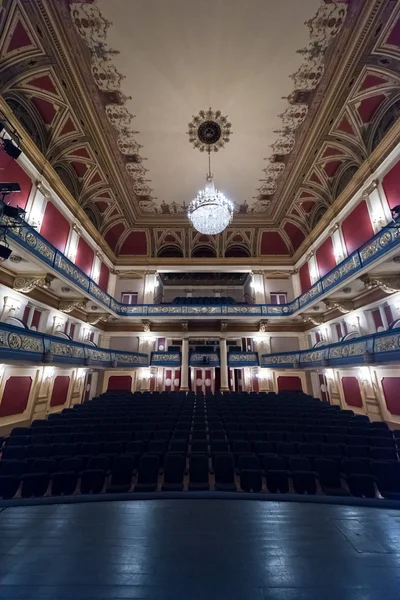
<box><xmin>187</xmin><ymin>108</ymin><xmax>234</xmax><ymax>235</ymax></box>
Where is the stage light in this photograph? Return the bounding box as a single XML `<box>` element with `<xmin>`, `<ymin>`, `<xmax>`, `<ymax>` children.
<box><xmin>0</xmin><ymin>183</ymin><xmax>21</xmax><ymax>194</ymax></box>
<box><xmin>3</xmin><ymin>204</ymin><xmax>23</xmax><ymax>219</ymax></box>
<box><xmin>391</xmin><ymin>205</ymin><xmax>400</xmax><ymax>219</ymax></box>
<box><xmin>2</xmin><ymin>139</ymin><xmax>21</xmax><ymax>160</ymax></box>
<box><xmin>0</xmin><ymin>244</ymin><xmax>12</xmax><ymax>261</ymax></box>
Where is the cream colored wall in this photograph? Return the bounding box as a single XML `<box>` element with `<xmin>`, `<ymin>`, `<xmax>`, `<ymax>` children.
<box><xmin>109</xmin><ymin>336</ymin><xmax>140</xmax><ymax>352</ymax></box>
<box><xmin>114</xmin><ymin>278</ymin><xmax>145</xmax><ymax>303</ymax></box>
<box><xmin>270</xmin><ymin>336</ymin><xmax>300</xmax><ymax>353</ymax></box>
<box><xmin>0</xmin><ymin>365</ymin><xmax>89</xmax><ymax>435</ymax></box>
<box><xmin>263</xmin><ymin>278</ymin><xmax>294</xmax><ymax>303</ymax></box>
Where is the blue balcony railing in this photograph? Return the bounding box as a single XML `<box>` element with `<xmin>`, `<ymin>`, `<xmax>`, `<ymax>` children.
<box><xmin>0</xmin><ymin>322</ymin><xmax>148</xmax><ymax>367</ymax></box>
<box><xmin>150</xmin><ymin>351</ymin><xmax>181</xmax><ymax>367</ymax></box>
<box><xmin>228</xmin><ymin>351</ymin><xmax>259</xmax><ymax>367</ymax></box>
<box><xmin>260</xmin><ymin>328</ymin><xmax>400</xmax><ymax>369</ymax></box>
<box><xmin>3</xmin><ymin>208</ymin><xmax>400</xmax><ymax>318</ymax></box>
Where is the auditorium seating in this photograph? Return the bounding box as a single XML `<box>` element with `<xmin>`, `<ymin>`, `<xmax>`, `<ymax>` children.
<box><xmin>0</xmin><ymin>390</ymin><xmax>399</xmax><ymax>500</ymax></box>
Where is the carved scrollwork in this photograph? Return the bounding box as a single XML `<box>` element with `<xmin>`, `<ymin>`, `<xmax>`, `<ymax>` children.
<box><xmin>323</xmin><ymin>299</ymin><xmax>353</xmax><ymax>314</ymax></box>
<box><xmin>13</xmin><ymin>274</ymin><xmax>54</xmax><ymax>294</ymax></box>
<box><xmin>142</xmin><ymin>320</ymin><xmax>151</xmax><ymax>333</ymax></box>
<box><xmin>220</xmin><ymin>321</ymin><xmax>228</xmax><ymax>332</ymax></box>
<box><xmin>360</xmin><ymin>275</ymin><xmax>400</xmax><ymax>294</ymax></box>
<box><xmin>259</xmin><ymin>320</ymin><xmax>269</xmax><ymax>333</ymax></box>
<box><xmin>301</xmin><ymin>314</ymin><xmax>325</xmax><ymax>326</ymax></box>
<box><xmin>87</xmin><ymin>313</ymin><xmax>109</xmax><ymax>325</ymax></box>
<box><xmin>59</xmin><ymin>299</ymin><xmax>89</xmax><ymax>313</ymax></box>
<box><xmin>181</xmin><ymin>321</ymin><xmax>188</xmax><ymax>333</ymax></box>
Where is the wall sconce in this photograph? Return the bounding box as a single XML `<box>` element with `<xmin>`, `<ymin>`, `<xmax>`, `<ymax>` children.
<box><xmin>359</xmin><ymin>366</ymin><xmax>371</xmax><ymax>385</ymax></box>
<box><xmin>77</xmin><ymin>368</ymin><xmax>85</xmax><ymax>379</ymax></box>
<box><xmin>325</xmin><ymin>369</ymin><xmax>334</xmax><ymax>381</ymax></box>
<box><xmin>44</xmin><ymin>366</ymin><xmax>54</xmax><ymax>379</ymax></box>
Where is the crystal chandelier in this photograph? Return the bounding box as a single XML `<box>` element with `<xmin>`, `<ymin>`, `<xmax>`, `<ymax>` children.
<box><xmin>188</xmin><ymin>171</ymin><xmax>234</xmax><ymax>235</ymax></box>
<box><xmin>187</xmin><ymin>108</ymin><xmax>234</xmax><ymax>235</ymax></box>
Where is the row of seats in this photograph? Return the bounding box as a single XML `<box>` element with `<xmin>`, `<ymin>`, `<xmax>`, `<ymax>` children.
<box><xmin>1</xmin><ymin>390</ymin><xmax>398</xmax><ymax>500</ymax></box>
<box><xmin>0</xmin><ymin>452</ymin><xmax>398</xmax><ymax>499</ymax></box>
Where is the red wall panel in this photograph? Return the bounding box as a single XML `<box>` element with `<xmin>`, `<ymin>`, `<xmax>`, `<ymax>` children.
<box><xmin>277</xmin><ymin>376</ymin><xmax>302</xmax><ymax>392</ymax></box>
<box><xmin>341</xmin><ymin>376</ymin><xmax>363</xmax><ymax>408</ymax></box>
<box><xmin>165</xmin><ymin>369</ymin><xmax>172</xmax><ymax>392</ymax></box>
<box><xmin>40</xmin><ymin>201</ymin><xmax>70</xmax><ymax>252</ymax></box>
<box><xmin>50</xmin><ymin>376</ymin><xmax>70</xmax><ymax>407</ymax></box>
<box><xmin>75</xmin><ymin>237</ymin><xmax>94</xmax><ymax>276</ymax></box>
<box><xmin>341</xmin><ymin>201</ymin><xmax>374</xmax><ymax>255</ymax></box>
<box><xmin>98</xmin><ymin>262</ymin><xmax>109</xmax><ymax>292</ymax></box>
<box><xmin>382</xmin><ymin>161</ymin><xmax>400</xmax><ymax>210</ymax></box>
<box><xmin>107</xmin><ymin>376</ymin><xmax>132</xmax><ymax>391</ymax></box>
<box><xmin>316</xmin><ymin>237</ymin><xmax>336</xmax><ymax>277</ymax></box>
<box><xmin>260</xmin><ymin>232</ymin><xmax>289</xmax><ymax>255</ymax></box>
<box><xmin>119</xmin><ymin>232</ymin><xmax>147</xmax><ymax>255</ymax></box>
<box><xmin>0</xmin><ymin>376</ymin><xmax>32</xmax><ymax>416</ymax></box>
<box><xmin>299</xmin><ymin>262</ymin><xmax>312</xmax><ymax>293</ymax></box>
<box><xmin>283</xmin><ymin>222</ymin><xmax>306</xmax><ymax>252</ymax></box>
<box><xmin>0</xmin><ymin>148</ymin><xmax>32</xmax><ymax>209</ymax></box>
<box><xmin>381</xmin><ymin>377</ymin><xmax>400</xmax><ymax>416</ymax></box>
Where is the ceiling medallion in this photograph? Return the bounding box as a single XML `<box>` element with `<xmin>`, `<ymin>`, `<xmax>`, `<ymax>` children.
<box><xmin>187</xmin><ymin>108</ymin><xmax>232</xmax><ymax>153</ymax></box>
<box><xmin>187</xmin><ymin>108</ymin><xmax>234</xmax><ymax>235</ymax></box>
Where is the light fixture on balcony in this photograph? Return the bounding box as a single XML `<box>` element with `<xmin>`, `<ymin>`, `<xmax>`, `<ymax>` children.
<box><xmin>187</xmin><ymin>108</ymin><xmax>234</xmax><ymax>235</ymax></box>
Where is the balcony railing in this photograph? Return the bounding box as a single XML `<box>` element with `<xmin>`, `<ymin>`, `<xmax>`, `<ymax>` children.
<box><xmin>0</xmin><ymin>322</ymin><xmax>148</xmax><ymax>367</ymax></box>
<box><xmin>228</xmin><ymin>351</ymin><xmax>259</xmax><ymax>367</ymax></box>
<box><xmin>261</xmin><ymin>328</ymin><xmax>400</xmax><ymax>369</ymax></box>
<box><xmin>3</xmin><ymin>208</ymin><xmax>400</xmax><ymax>318</ymax></box>
<box><xmin>150</xmin><ymin>351</ymin><xmax>181</xmax><ymax>367</ymax></box>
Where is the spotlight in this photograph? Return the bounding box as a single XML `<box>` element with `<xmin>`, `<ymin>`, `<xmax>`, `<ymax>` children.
<box><xmin>2</xmin><ymin>139</ymin><xmax>21</xmax><ymax>160</ymax></box>
<box><xmin>0</xmin><ymin>244</ymin><xmax>12</xmax><ymax>261</ymax></box>
<box><xmin>391</xmin><ymin>205</ymin><xmax>400</xmax><ymax>219</ymax></box>
<box><xmin>0</xmin><ymin>183</ymin><xmax>20</xmax><ymax>194</ymax></box>
<box><xmin>3</xmin><ymin>204</ymin><xmax>23</xmax><ymax>219</ymax></box>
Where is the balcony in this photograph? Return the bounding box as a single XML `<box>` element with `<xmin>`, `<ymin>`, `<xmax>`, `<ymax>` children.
<box><xmin>261</xmin><ymin>328</ymin><xmax>400</xmax><ymax>369</ymax></box>
<box><xmin>3</xmin><ymin>208</ymin><xmax>400</xmax><ymax>319</ymax></box>
<box><xmin>0</xmin><ymin>322</ymin><xmax>148</xmax><ymax>367</ymax></box>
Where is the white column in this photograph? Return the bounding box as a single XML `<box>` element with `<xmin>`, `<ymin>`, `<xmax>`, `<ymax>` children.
<box><xmin>26</xmin><ymin>184</ymin><xmax>46</xmax><ymax>228</ymax></box>
<box><xmin>365</xmin><ymin>181</ymin><xmax>392</xmax><ymax>232</ymax></box>
<box><xmin>251</xmin><ymin>271</ymin><xmax>266</xmax><ymax>304</ymax></box>
<box><xmin>107</xmin><ymin>270</ymin><xmax>117</xmax><ymax>298</ymax></box>
<box><xmin>99</xmin><ymin>333</ymin><xmax>111</xmax><ymax>349</ymax></box>
<box><xmin>65</xmin><ymin>225</ymin><xmax>80</xmax><ymax>262</ymax></box>
<box><xmin>291</xmin><ymin>271</ymin><xmax>301</xmax><ymax>298</ymax></box>
<box><xmin>0</xmin><ymin>296</ymin><xmax>21</xmax><ymax>322</ymax></box>
<box><xmin>298</xmin><ymin>334</ymin><xmax>309</xmax><ymax>351</ymax></box>
<box><xmin>91</xmin><ymin>251</ymin><xmax>102</xmax><ymax>284</ymax></box>
<box><xmin>220</xmin><ymin>338</ymin><xmax>229</xmax><ymax>392</ymax></box>
<box><xmin>308</xmin><ymin>253</ymin><xmax>319</xmax><ymax>284</ymax></box>
<box><xmin>143</xmin><ymin>271</ymin><xmax>157</xmax><ymax>304</ymax></box>
<box><xmin>138</xmin><ymin>336</ymin><xmax>154</xmax><ymax>392</ymax></box>
<box><xmin>331</xmin><ymin>226</ymin><xmax>347</xmax><ymax>263</ymax></box>
<box><xmin>180</xmin><ymin>338</ymin><xmax>189</xmax><ymax>391</ymax></box>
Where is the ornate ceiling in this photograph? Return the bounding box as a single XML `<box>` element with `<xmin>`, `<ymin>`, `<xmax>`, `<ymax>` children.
<box><xmin>1</xmin><ymin>0</ymin><xmax>400</xmax><ymax>259</ymax></box>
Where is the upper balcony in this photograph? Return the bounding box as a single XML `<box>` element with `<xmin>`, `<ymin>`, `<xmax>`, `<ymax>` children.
<box><xmin>2</xmin><ymin>208</ymin><xmax>400</xmax><ymax>323</ymax></box>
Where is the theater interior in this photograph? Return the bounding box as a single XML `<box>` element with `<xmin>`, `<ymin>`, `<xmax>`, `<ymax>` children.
<box><xmin>1</xmin><ymin>0</ymin><xmax>400</xmax><ymax>598</ymax></box>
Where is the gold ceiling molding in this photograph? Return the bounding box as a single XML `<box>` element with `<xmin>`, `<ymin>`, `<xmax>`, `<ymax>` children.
<box><xmin>255</xmin><ymin>1</ymin><xmax>348</xmax><ymax>207</ymax></box>
<box><xmin>70</xmin><ymin>2</ymin><xmax>151</xmax><ymax>198</ymax></box>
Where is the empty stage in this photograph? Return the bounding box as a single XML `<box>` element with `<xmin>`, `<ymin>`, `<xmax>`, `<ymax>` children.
<box><xmin>0</xmin><ymin>499</ymin><xmax>400</xmax><ymax>599</ymax></box>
